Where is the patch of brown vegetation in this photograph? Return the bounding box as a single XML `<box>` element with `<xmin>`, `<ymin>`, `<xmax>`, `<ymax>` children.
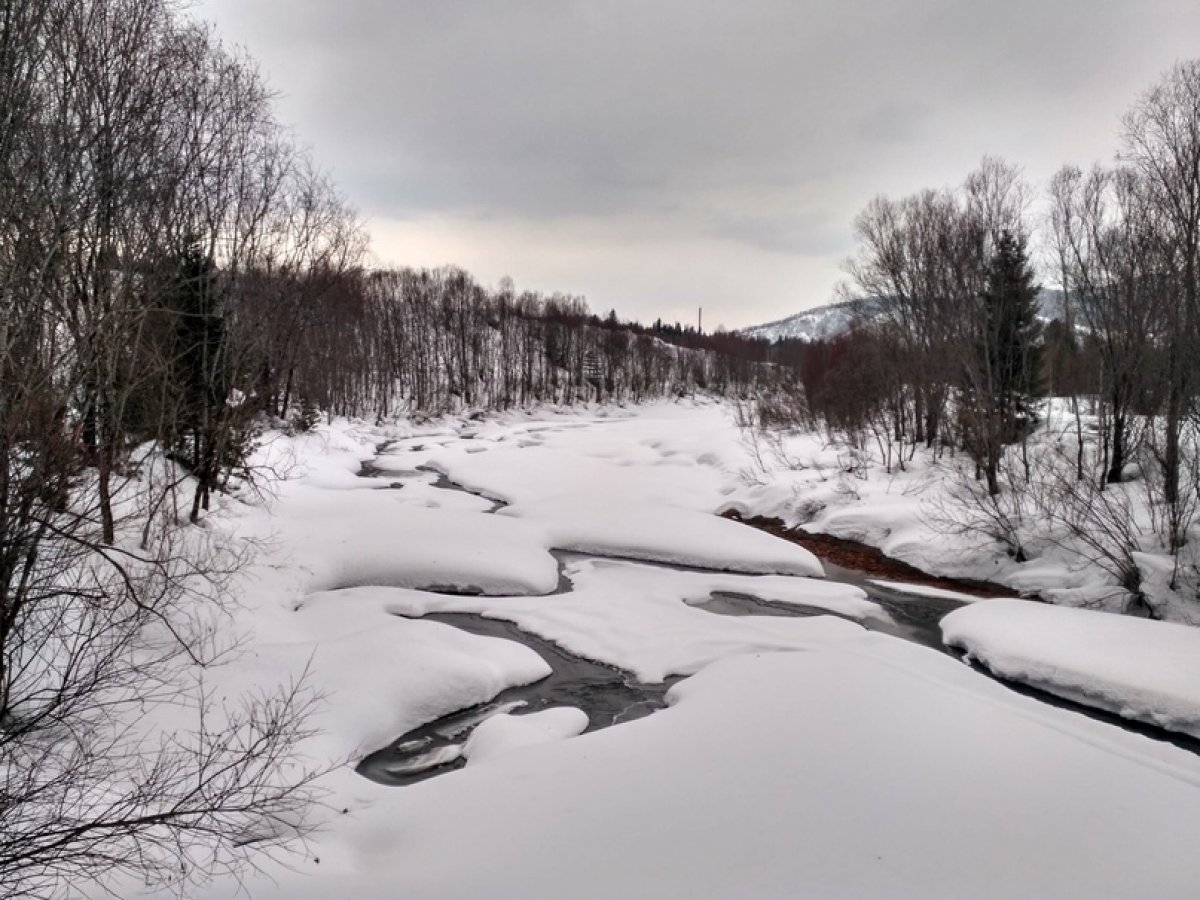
<box><xmin>722</xmin><ymin>511</ymin><xmax>1013</xmax><ymax>599</ymax></box>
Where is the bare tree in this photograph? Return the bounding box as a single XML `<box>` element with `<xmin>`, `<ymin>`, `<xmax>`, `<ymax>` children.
<box><xmin>1</xmin><ymin>3</ymin><xmax>333</xmax><ymax>896</ymax></box>
<box><xmin>1122</xmin><ymin>60</ymin><xmax>1200</xmax><ymax>539</ymax></box>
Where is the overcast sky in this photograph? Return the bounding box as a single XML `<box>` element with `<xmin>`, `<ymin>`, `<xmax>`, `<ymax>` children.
<box><xmin>193</xmin><ymin>0</ymin><xmax>1199</xmax><ymax>329</ymax></box>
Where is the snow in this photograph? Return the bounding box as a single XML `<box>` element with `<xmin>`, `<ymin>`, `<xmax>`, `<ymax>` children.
<box><xmin>105</xmin><ymin>402</ymin><xmax>1200</xmax><ymax>900</ymax></box>
<box><xmin>942</xmin><ymin>599</ymin><xmax>1200</xmax><ymax>739</ymax></box>
<box><xmin>238</xmin><ymin>431</ymin><xmax>560</xmax><ymax>596</ymax></box>
<box><xmin>283</xmin><ymin>500</ymin><xmax>558</xmax><ymax>595</ymax></box>
<box><xmin>427</xmin><ymin>437</ymin><xmax>726</xmax><ymax>509</ymax></box>
<box><xmin>464</xmin><ymin>707</ymin><xmax>590</xmax><ymax>765</ymax></box>
<box><xmin>210</xmin><ymin>588</ymin><xmax>553</xmax><ymax>763</ymax></box>
<box><xmin>382</xmin><ymin>744</ymin><xmax>463</xmax><ymax>775</ymax></box>
<box><xmin>869</xmin><ymin>580</ymin><xmax>990</xmax><ymax>602</ymax></box>
<box><xmin>373</xmin><ymin>555</ymin><xmax>873</xmax><ymax>682</ymax></box>
<box><xmin>377</xmin><ymin>641</ymin><xmax>1200</xmax><ymax>899</ymax></box>
<box><xmin>196</xmin><ymin>636</ymin><xmax>1200</xmax><ymax>900</ymax></box>
<box><xmin>739</xmin><ymin>296</ymin><xmax>880</xmax><ymax>342</ymax></box>
<box><xmin>739</xmin><ymin>289</ymin><xmax>1064</xmax><ymax>343</ymax></box>
<box><xmin>719</xmin><ymin>397</ymin><xmax>1200</xmax><ymax>623</ymax></box>
<box><xmin>500</xmin><ymin>498</ymin><xmax>824</xmax><ymax>575</ymax></box>
<box><xmin>405</xmin><ymin>407</ymin><xmax>824</xmax><ymax>575</ymax></box>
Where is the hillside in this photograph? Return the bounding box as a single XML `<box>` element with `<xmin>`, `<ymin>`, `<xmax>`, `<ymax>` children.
<box><xmin>742</xmin><ymin>289</ymin><xmax>1066</xmax><ymax>343</ymax></box>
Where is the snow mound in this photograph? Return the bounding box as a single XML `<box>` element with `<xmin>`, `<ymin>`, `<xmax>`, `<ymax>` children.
<box><xmin>942</xmin><ymin>599</ymin><xmax>1200</xmax><ymax>738</ymax></box>
<box><xmin>501</xmin><ymin>499</ymin><xmax>824</xmax><ymax>576</ymax></box>
<box><xmin>427</xmin><ymin>442</ymin><xmax>728</xmax><ymax>511</ymax></box>
<box><xmin>464</xmin><ymin>707</ymin><xmax>590</xmax><ymax>765</ymax></box>
<box><xmin>280</xmin><ymin>498</ymin><xmax>559</xmax><ymax>595</ymax></box>
<box><xmin>228</xmin><ymin>598</ymin><xmax>552</xmax><ymax>760</ymax></box>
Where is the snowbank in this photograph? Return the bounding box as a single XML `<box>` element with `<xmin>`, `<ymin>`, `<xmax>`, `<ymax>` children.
<box><xmin>942</xmin><ymin>599</ymin><xmax>1200</xmax><ymax>738</ymax></box>
<box><xmin>217</xmin><ymin>590</ymin><xmax>553</xmax><ymax>762</ymax></box>
<box><xmin>259</xmin><ymin>490</ymin><xmax>559</xmax><ymax>596</ymax></box>
<box><xmin>869</xmin><ymin>580</ymin><xmax>988</xmax><ymax>602</ymax></box>
<box><xmin>464</xmin><ymin>707</ymin><xmax>590</xmax><ymax>765</ymax></box>
<box><xmin>130</xmin><ymin>403</ymin><xmax>1200</xmax><ymax>900</ymax></box>
<box><xmin>501</xmin><ymin>498</ymin><xmax>824</xmax><ymax>575</ymax></box>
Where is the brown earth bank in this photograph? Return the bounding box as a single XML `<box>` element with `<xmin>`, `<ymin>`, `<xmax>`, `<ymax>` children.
<box><xmin>722</xmin><ymin>511</ymin><xmax>1015</xmax><ymax>599</ymax></box>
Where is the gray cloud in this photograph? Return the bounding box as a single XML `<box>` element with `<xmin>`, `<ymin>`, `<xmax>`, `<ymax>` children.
<box><xmin>703</xmin><ymin>208</ymin><xmax>844</xmax><ymax>257</ymax></box>
<box><xmin>857</xmin><ymin>101</ymin><xmax>934</xmax><ymax>145</ymax></box>
<box><xmin>196</xmin><ymin>0</ymin><xmax>1200</xmax><ymax>327</ymax></box>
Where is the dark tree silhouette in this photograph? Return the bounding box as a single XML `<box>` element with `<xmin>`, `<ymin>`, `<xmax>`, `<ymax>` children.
<box><xmin>969</xmin><ymin>229</ymin><xmax>1043</xmax><ymax>494</ymax></box>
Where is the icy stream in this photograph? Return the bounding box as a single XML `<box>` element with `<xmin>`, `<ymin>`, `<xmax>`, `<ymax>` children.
<box><xmin>351</xmin><ymin>446</ymin><xmax>983</xmax><ymax>784</ymax></box>
<box><xmin>357</xmin><ymin>612</ymin><xmax>681</xmax><ymax>785</ymax></box>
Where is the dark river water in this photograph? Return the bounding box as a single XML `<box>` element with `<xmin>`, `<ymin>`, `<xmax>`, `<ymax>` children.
<box><xmin>358</xmin><ymin>611</ymin><xmax>681</xmax><ymax>785</ymax></box>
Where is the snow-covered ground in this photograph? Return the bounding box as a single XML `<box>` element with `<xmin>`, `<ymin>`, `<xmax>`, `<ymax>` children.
<box><xmin>943</xmin><ymin>599</ymin><xmax>1200</xmax><ymax>740</ymax></box>
<box><xmin>729</xmin><ymin>398</ymin><xmax>1200</xmax><ymax>625</ymax></box>
<box><xmin>128</xmin><ymin>401</ymin><xmax>1200</xmax><ymax>899</ymax></box>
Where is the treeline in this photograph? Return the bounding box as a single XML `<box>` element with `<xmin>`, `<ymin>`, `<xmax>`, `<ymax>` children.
<box><xmin>791</xmin><ymin>155</ymin><xmax>1049</xmax><ymax>493</ymax></box>
<box><xmin>1</xmin><ymin>0</ymin><xmax>367</xmax><ymax>537</ymax></box>
<box><xmin>775</xmin><ymin>60</ymin><xmax>1200</xmax><ymax>611</ymax></box>
<box><xmin>266</xmin><ymin>268</ymin><xmax>776</xmax><ymax>422</ymax></box>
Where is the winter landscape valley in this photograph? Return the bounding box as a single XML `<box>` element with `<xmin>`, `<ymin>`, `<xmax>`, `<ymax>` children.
<box><xmin>6</xmin><ymin>2</ymin><xmax>1200</xmax><ymax>898</ymax></box>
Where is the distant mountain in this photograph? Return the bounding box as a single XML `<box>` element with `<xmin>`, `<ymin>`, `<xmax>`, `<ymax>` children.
<box><xmin>740</xmin><ymin>289</ymin><xmax>1066</xmax><ymax>344</ymax></box>
<box><xmin>738</xmin><ymin>298</ymin><xmax>882</xmax><ymax>343</ymax></box>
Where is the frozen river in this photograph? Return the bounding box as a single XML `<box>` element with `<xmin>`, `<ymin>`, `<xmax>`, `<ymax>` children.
<box><xmin>188</xmin><ymin>403</ymin><xmax>1200</xmax><ymax>899</ymax></box>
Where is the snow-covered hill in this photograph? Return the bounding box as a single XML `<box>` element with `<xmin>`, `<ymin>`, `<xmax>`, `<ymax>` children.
<box><xmin>742</xmin><ymin>290</ymin><xmax>1065</xmax><ymax>343</ymax></box>
<box><xmin>739</xmin><ymin>298</ymin><xmax>880</xmax><ymax>343</ymax></box>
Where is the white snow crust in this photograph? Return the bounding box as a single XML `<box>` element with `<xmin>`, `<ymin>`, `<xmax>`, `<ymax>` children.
<box><xmin>464</xmin><ymin>707</ymin><xmax>590</xmax><ymax>765</ymax></box>
<box><xmin>197</xmin><ymin>636</ymin><xmax>1200</xmax><ymax>900</ymax></box>
<box><xmin>942</xmin><ymin>599</ymin><xmax>1200</xmax><ymax>738</ymax></box>
<box><xmin>869</xmin><ymin>580</ymin><xmax>988</xmax><ymax>602</ymax></box>
<box><xmin>374</xmin><ymin>555</ymin><xmax>872</xmax><ymax>682</ymax></box>
<box><xmin>270</xmin><ymin>494</ymin><xmax>558</xmax><ymax>595</ymax></box>
<box><xmin>501</xmin><ymin>498</ymin><xmax>824</xmax><ymax>574</ymax></box>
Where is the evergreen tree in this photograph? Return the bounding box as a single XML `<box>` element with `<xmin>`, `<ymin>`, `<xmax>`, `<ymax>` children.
<box><xmin>981</xmin><ymin>229</ymin><xmax>1042</xmax><ymax>439</ymax></box>
<box><xmin>171</xmin><ymin>239</ymin><xmax>225</xmax><ymax>437</ymax></box>
<box><xmin>167</xmin><ymin>238</ymin><xmax>234</xmax><ymax>520</ymax></box>
<box><xmin>968</xmin><ymin>229</ymin><xmax>1042</xmax><ymax>496</ymax></box>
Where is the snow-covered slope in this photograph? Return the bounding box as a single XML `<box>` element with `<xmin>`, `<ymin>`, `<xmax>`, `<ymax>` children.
<box><xmin>743</xmin><ymin>289</ymin><xmax>1066</xmax><ymax>344</ymax></box>
<box><xmin>943</xmin><ymin>599</ymin><xmax>1200</xmax><ymax>739</ymax></box>
<box><xmin>739</xmin><ymin>298</ymin><xmax>880</xmax><ymax>343</ymax></box>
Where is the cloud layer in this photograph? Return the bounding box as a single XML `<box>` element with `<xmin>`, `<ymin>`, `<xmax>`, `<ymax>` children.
<box><xmin>196</xmin><ymin>0</ymin><xmax>1200</xmax><ymax>328</ymax></box>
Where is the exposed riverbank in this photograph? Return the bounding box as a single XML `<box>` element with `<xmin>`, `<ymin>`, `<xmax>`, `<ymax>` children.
<box><xmin>722</xmin><ymin>510</ymin><xmax>1014</xmax><ymax>599</ymax></box>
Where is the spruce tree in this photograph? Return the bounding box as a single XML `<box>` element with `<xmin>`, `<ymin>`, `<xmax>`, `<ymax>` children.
<box><xmin>971</xmin><ymin>229</ymin><xmax>1042</xmax><ymax>495</ymax></box>
<box><xmin>982</xmin><ymin>229</ymin><xmax>1042</xmax><ymax>441</ymax></box>
<box><xmin>168</xmin><ymin>238</ymin><xmax>231</xmax><ymax>520</ymax></box>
